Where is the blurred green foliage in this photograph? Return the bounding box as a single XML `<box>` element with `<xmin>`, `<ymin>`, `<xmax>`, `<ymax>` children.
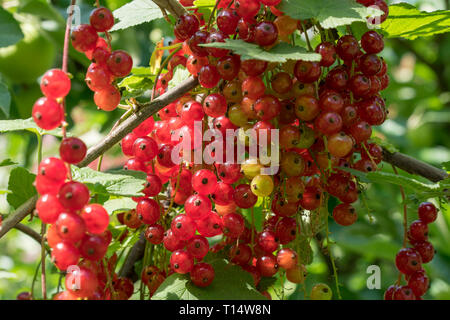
<box><xmin>0</xmin><ymin>0</ymin><xmax>449</xmax><ymax>300</ymax></box>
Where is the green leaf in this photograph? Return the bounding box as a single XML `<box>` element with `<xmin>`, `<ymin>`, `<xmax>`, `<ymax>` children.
<box><xmin>118</xmin><ymin>73</ymin><xmax>155</xmax><ymax>99</ymax></box>
<box><xmin>7</xmin><ymin>167</ymin><xmax>36</xmax><ymax>209</ymax></box>
<box><xmin>168</xmin><ymin>66</ymin><xmax>191</xmax><ymax>89</ymax></box>
<box><xmin>257</xmin><ymin>277</ymin><xmax>277</xmax><ymax>292</ymax></box>
<box><xmin>381</xmin><ymin>3</ymin><xmax>450</xmax><ymax>40</ymax></box>
<box><xmin>194</xmin><ymin>0</ymin><xmax>215</xmax><ymax>25</ymax></box>
<box><xmin>0</xmin><ymin>159</ymin><xmax>17</xmax><ymax>167</ymax></box>
<box><xmin>110</xmin><ymin>0</ymin><xmax>164</xmax><ymax>31</ymax></box>
<box><xmin>71</xmin><ymin>167</ymin><xmax>146</xmax><ymax>198</ymax></box>
<box><xmin>18</xmin><ymin>0</ymin><xmax>65</xmax><ymax>24</ymax></box>
<box><xmin>442</xmin><ymin>161</ymin><xmax>450</xmax><ymax>172</ymax></box>
<box><xmin>366</xmin><ymin>171</ymin><xmax>440</xmax><ymax>194</ymax></box>
<box><xmin>0</xmin><ymin>118</ymin><xmax>63</xmax><ymax>137</ymax></box>
<box><xmin>152</xmin><ymin>256</ymin><xmax>266</xmax><ymax>300</ymax></box>
<box><xmin>201</xmin><ymin>39</ymin><xmax>321</xmax><ymax>62</ymax></box>
<box><xmin>277</xmin><ymin>0</ymin><xmax>383</xmax><ymax>29</ymax></box>
<box><xmin>370</xmin><ymin>136</ymin><xmax>399</xmax><ymax>153</ymax></box>
<box><xmin>241</xmin><ymin>206</ymin><xmax>264</xmax><ymax>232</ymax></box>
<box><xmin>103</xmin><ymin>197</ymin><xmax>137</xmax><ymax>214</ymax></box>
<box><xmin>0</xmin><ymin>8</ymin><xmax>24</xmax><ymax>48</ymax></box>
<box><xmin>0</xmin><ymin>82</ymin><xmax>11</xmax><ymax>118</ymax></box>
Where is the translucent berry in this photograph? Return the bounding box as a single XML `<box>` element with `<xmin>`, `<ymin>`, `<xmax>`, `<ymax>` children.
<box><xmin>59</xmin><ymin>137</ymin><xmax>87</xmax><ymax>164</ymax></box>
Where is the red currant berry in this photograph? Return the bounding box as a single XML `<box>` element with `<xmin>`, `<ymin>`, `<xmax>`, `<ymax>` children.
<box><xmin>408</xmin><ymin>270</ymin><xmax>429</xmax><ymax>297</ymax></box>
<box><xmin>408</xmin><ymin>220</ymin><xmax>429</xmax><ymax>242</ymax></box>
<box><xmin>51</xmin><ymin>241</ymin><xmax>80</xmax><ymax>270</ymax></box>
<box><xmin>107</xmin><ymin>50</ymin><xmax>133</xmax><ymax>77</ymax></box>
<box><xmin>198</xmin><ymin>65</ymin><xmax>221</xmax><ymax>89</ymax></box>
<box><xmin>190</xmin><ymin>262</ymin><xmax>215</xmax><ymax>287</ymax></box>
<box><xmin>418</xmin><ymin>202</ymin><xmax>437</xmax><ymax>224</ymax></box>
<box><xmin>55</xmin><ymin>212</ymin><xmax>86</xmax><ymax>243</ymax></box>
<box><xmin>66</xmin><ymin>266</ymin><xmax>98</xmax><ymax>298</ymax></box>
<box><xmin>395</xmin><ymin>248</ymin><xmax>422</xmax><ymax>275</ymax></box>
<box><xmin>71</xmin><ymin>24</ymin><xmax>98</xmax><ymax>53</ymax></box>
<box><xmin>90</xmin><ymin>7</ymin><xmax>115</xmax><ymax>32</ymax></box>
<box><xmin>32</xmin><ymin>97</ymin><xmax>64</xmax><ymax>130</ymax></box>
<box><xmin>256</xmin><ymin>254</ymin><xmax>279</xmax><ymax>277</ymax></box>
<box><xmin>36</xmin><ymin>194</ymin><xmax>64</xmax><ymax>224</ymax></box>
<box><xmin>133</xmin><ymin>137</ymin><xmax>158</xmax><ymax>162</ymax></box>
<box><xmin>94</xmin><ymin>85</ymin><xmax>121</xmax><ymax>111</ymax></box>
<box><xmin>174</xmin><ymin>14</ymin><xmax>200</xmax><ymax>41</ymax></box>
<box><xmin>171</xmin><ymin>214</ymin><xmax>196</xmax><ymax>240</ymax></box>
<box><xmin>170</xmin><ymin>250</ymin><xmax>194</xmax><ymax>274</ymax></box>
<box><xmin>276</xmin><ymin>248</ymin><xmax>298</xmax><ymax>270</ymax></box>
<box><xmin>81</xmin><ymin>204</ymin><xmax>109</xmax><ymax>234</ymax></box>
<box><xmin>413</xmin><ymin>241</ymin><xmax>435</xmax><ymax>263</ymax></box>
<box><xmin>58</xmin><ymin>181</ymin><xmax>90</xmax><ymax>210</ymax></box>
<box><xmin>79</xmin><ymin>234</ymin><xmax>108</xmax><ymax>261</ymax></box>
<box><xmin>40</xmin><ymin>69</ymin><xmax>71</xmax><ymax>99</ymax></box>
<box><xmin>145</xmin><ymin>224</ymin><xmax>165</xmax><ymax>245</ymax></box>
<box><xmin>222</xmin><ymin>213</ymin><xmax>245</xmax><ymax>238</ymax></box>
<box><xmin>59</xmin><ymin>137</ymin><xmax>87</xmax><ymax>164</ymax></box>
<box><xmin>196</xmin><ymin>211</ymin><xmax>223</xmax><ymax>237</ymax></box>
<box><xmin>361</xmin><ymin>30</ymin><xmax>384</xmax><ymax>54</ymax></box>
<box><xmin>257</xmin><ymin>230</ymin><xmax>279</xmax><ymax>253</ymax></box>
<box><xmin>192</xmin><ymin>169</ymin><xmax>217</xmax><ymax>195</ymax></box>
<box><xmin>136</xmin><ymin>198</ymin><xmax>160</xmax><ymax>225</ymax></box>
<box><xmin>186</xmin><ymin>235</ymin><xmax>209</xmax><ymax>259</ymax></box>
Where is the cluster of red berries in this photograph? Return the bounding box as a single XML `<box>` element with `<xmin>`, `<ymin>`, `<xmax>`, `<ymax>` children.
<box><xmin>72</xmin><ymin>7</ymin><xmax>133</xmax><ymax>111</ymax></box>
<box><xmin>106</xmin><ymin>0</ymin><xmax>391</xmax><ymax>297</ymax></box>
<box><xmin>384</xmin><ymin>202</ymin><xmax>438</xmax><ymax>300</ymax></box>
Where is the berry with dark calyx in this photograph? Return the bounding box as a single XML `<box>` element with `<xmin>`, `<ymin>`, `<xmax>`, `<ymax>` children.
<box><xmin>85</xmin><ymin>63</ymin><xmax>113</xmax><ymax>91</ymax></box>
<box><xmin>217</xmin><ymin>55</ymin><xmax>241</xmax><ymax>81</ymax></box>
<box><xmin>254</xmin><ymin>21</ymin><xmax>278</xmax><ymax>47</ymax></box>
<box><xmin>90</xmin><ymin>7</ymin><xmax>115</xmax><ymax>32</ymax></box>
<box><xmin>170</xmin><ymin>250</ymin><xmax>194</xmax><ymax>274</ymax></box>
<box><xmin>171</xmin><ymin>214</ymin><xmax>196</xmax><ymax>241</ymax></box>
<box><xmin>32</xmin><ymin>97</ymin><xmax>64</xmax><ymax>130</ymax></box>
<box><xmin>133</xmin><ymin>137</ymin><xmax>158</xmax><ymax>162</ymax></box>
<box><xmin>38</xmin><ymin>157</ymin><xmax>67</xmax><ymax>183</ymax></box>
<box><xmin>418</xmin><ymin>202</ymin><xmax>437</xmax><ymax>224</ymax></box>
<box><xmin>395</xmin><ymin>248</ymin><xmax>422</xmax><ymax>275</ymax></box>
<box><xmin>203</xmin><ymin>93</ymin><xmax>227</xmax><ymax>118</ymax></box>
<box><xmin>79</xmin><ymin>234</ymin><xmax>109</xmax><ymax>261</ymax></box>
<box><xmin>174</xmin><ymin>14</ymin><xmax>200</xmax><ymax>41</ymax></box>
<box><xmin>60</xmin><ymin>137</ymin><xmax>87</xmax><ymax>164</ymax></box>
<box><xmin>361</xmin><ymin>30</ymin><xmax>384</xmax><ymax>54</ymax></box>
<box><xmin>121</xmin><ymin>133</ymin><xmax>138</xmax><ymax>157</ymax></box>
<box><xmin>256</xmin><ymin>255</ymin><xmax>279</xmax><ymax>277</ymax></box>
<box><xmin>241</xmin><ymin>59</ymin><xmax>268</xmax><ymax>77</ymax></box>
<box><xmin>163</xmin><ymin>229</ymin><xmax>186</xmax><ymax>252</ymax></box>
<box><xmin>294</xmin><ymin>60</ymin><xmax>322</xmax><ymax>83</ymax></box>
<box><xmin>315</xmin><ymin>42</ymin><xmax>337</xmax><ymax>67</ymax></box>
<box><xmin>190</xmin><ymin>262</ymin><xmax>215</xmax><ymax>287</ymax></box>
<box><xmin>393</xmin><ymin>285</ymin><xmax>416</xmax><ymax>300</ymax></box>
<box><xmin>51</xmin><ymin>241</ymin><xmax>81</xmax><ymax>271</ymax></box>
<box><xmin>94</xmin><ymin>85</ymin><xmax>121</xmax><ymax>111</ymax></box>
<box><xmin>310</xmin><ymin>283</ymin><xmax>333</xmax><ymax>300</ymax></box>
<box><xmin>107</xmin><ymin>50</ymin><xmax>133</xmax><ymax>78</ymax></box>
<box><xmin>336</xmin><ymin>35</ymin><xmax>360</xmax><ymax>61</ymax></box>
<box><xmin>196</xmin><ymin>211</ymin><xmax>223</xmax><ymax>237</ymax></box>
<box><xmin>233</xmin><ymin>184</ymin><xmax>258</xmax><ymax>209</ymax></box>
<box><xmin>222</xmin><ymin>213</ymin><xmax>245</xmax><ymax>238</ymax></box>
<box><xmin>286</xmin><ymin>265</ymin><xmax>307</xmax><ymax>284</ymax></box>
<box><xmin>55</xmin><ymin>212</ymin><xmax>86</xmax><ymax>243</ymax></box>
<box><xmin>136</xmin><ymin>198</ymin><xmax>160</xmax><ymax>225</ymax></box>
<box><xmin>234</xmin><ymin>0</ymin><xmax>260</xmax><ymax>20</ymax></box>
<box><xmin>205</xmin><ymin>31</ymin><xmax>229</xmax><ymax>58</ymax></box>
<box><xmin>217</xmin><ymin>9</ymin><xmax>240</xmax><ymax>35</ymax></box>
<box><xmin>229</xmin><ymin>244</ymin><xmax>252</xmax><ymax>265</ymax></box>
<box><xmin>58</xmin><ymin>181</ymin><xmax>90</xmax><ymax>210</ymax></box>
<box><xmin>40</xmin><ymin>69</ymin><xmax>71</xmax><ymax>99</ymax></box>
<box><xmin>186</xmin><ymin>235</ymin><xmax>209</xmax><ymax>259</ymax></box>
<box><xmin>185</xmin><ymin>194</ymin><xmax>212</xmax><ymax>220</ymax></box>
<box><xmin>413</xmin><ymin>241</ymin><xmax>434</xmax><ymax>263</ymax></box>
<box><xmin>71</xmin><ymin>24</ymin><xmax>98</xmax><ymax>53</ymax></box>
<box><xmin>333</xmin><ymin>203</ymin><xmax>358</xmax><ymax>226</ymax></box>
<box><xmin>145</xmin><ymin>224</ymin><xmax>165</xmax><ymax>245</ymax></box>
<box><xmin>359</xmin><ymin>53</ymin><xmax>382</xmax><ymax>76</ymax></box>
<box><xmin>275</xmin><ymin>217</ymin><xmax>299</xmax><ymax>245</ymax></box>
<box><xmin>192</xmin><ymin>169</ymin><xmax>217</xmax><ymax>195</ymax></box>
<box><xmin>408</xmin><ymin>270</ymin><xmax>429</xmax><ymax>297</ymax></box>
<box><xmin>408</xmin><ymin>220</ymin><xmax>429</xmax><ymax>242</ymax></box>
<box><xmin>384</xmin><ymin>285</ymin><xmax>397</xmax><ymax>300</ymax></box>
<box><xmin>276</xmin><ymin>248</ymin><xmax>298</xmax><ymax>270</ymax></box>
<box><xmin>188</xmin><ymin>30</ymin><xmax>209</xmax><ymax>57</ymax></box>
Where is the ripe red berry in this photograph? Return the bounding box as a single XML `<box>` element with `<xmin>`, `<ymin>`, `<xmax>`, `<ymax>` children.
<box><xmin>174</xmin><ymin>14</ymin><xmax>200</xmax><ymax>41</ymax></box>
<box><xmin>136</xmin><ymin>198</ymin><xmax>160</xmax><ymax>225</ymax></box>
<box><xmin>186</xmin><ymin>235</ymin><xmax>209</xmax><ymax>259</ymax></box>
<box><xmin>222</xmin><ymin>213</ymin><xmax>245</xmax><ymax>239</ymax></box>
<box><xmin>36</xmin><ymin>194</ymin><xmax>64</xmax><ymax>224</ymax></box>
<box><xmin>171</xmin><ymin>214</ymin><xmax>196</xmax><ymax>241</ymax></box>
<box><xmin>233</xmin><ymin>184</ymin><xmax>258</xmax><ymax>209</ymax></box>
<box><xmin>203</xmin><ymin>93</ymin><xmax>227</xmax><ymax>118</ymax></box>
<box><xmin>393</xmin><ymin>285</ymin><xmax>416</xmax><ymax>300</ymax></box>
<box><xmin>66</xmin><ymin>266</ymin><xmax>99</xmax><ymax>298</ymax></box>
<box><xmin>198</xmin><ymin>65</ymin><xmax>221</xmax><ymax>89</ymax></box>
<box><xmin>94</xmin><ymin>85</ymin><xmax>121</xmax><ymax>111</ymax></box>
<box><xmin>170</xmin><ymin>250</ymin><xmax>194</xmax><ymax>274</ymax></box>
<box><xmin>60</xmin><ymin>137</ymin><xmax>87</xmax><ymax>164</ymax></box>
<box><xmin>408</xmin><ymin>270</ymin><xmax>429</xmax><ymax>297</ymax></box>
<box><xmin>144</xmin><ymin>224</ymin><xmax>165</xmax><ymax>245</ymax></box>
<box><xmin>58</xmin><ymin>181</ymin><xmax>90</xmax><ymax>210</ymax></box>
<box><xmin>254</xmin><ymin>21</ymin><xmax>278</xmax><ymax>47</ymax></box>
<box><xmin>256</xmin><ymin>255</ymin><xmax>279</xmax><ymax>277</ymax></box>
<box><xmin>395</xmin><ymin>248</ymin><xmax>422</xmax><ymax>275</ymax></box>
<box><xmin>192</xmin><ymin>169</ymin><xmax>217</xmax><ymax>195</ymax></box>
<box><xmin>408</xmin><ymin>220</ymin><xmax>429</xmax><ymax>242</ymax></box>
<box><xmin>315</xmin><ymin>42</ymin><xmax>337</xmax><ymax>67</ymax></box>
<box><xmin>418</xmin><ymin>202</ymin><xmax>437</xmax><ymax>224</ymax></box>
<box><xmin>71</xmin><ymin>24</ymin><xmax>98</xmax><ymax>52</ymax></box>
<box><xmin>55</xmin><ymin>212</ymin><xmax>86</xmax><ymax>243</ymax></box>
<box><xmin>32</xmin><ymin>97</ymin><xmax>64</xmax><ymax>130</ymax></box>
<box><xmin>40</xmin><ymin>69</ymin><xmax>71</xmax><ymax>99</ymax></box>
<box><xmin>257</xmin><ymin>230</ymin><xmax>279</xmax><ymax>253</ymax></box>
<box><xmin>276</xmin><ymin>248</ymin><xmax>298</xmax><ymax>270</ymax></box>
<box><xmin>38</xmin><ymin>157</ymin><xmax>67</xmax><ymax>183</ymax></box>
<box><xmin>190</xmin><ymin>263</ymin><xmax>215</xmax><ymax>287</ymax></box>
<box><xmin>413</xmin><ymin>241</ymin><xmax>435</xmax><ymax>263</ymax></box>
<box><xmin>90</xmin><ymin>7</ymin><xmax>115</xmax><ymax>32</ymax></box>
<box><xmin>361</xmin><ymin>30</ymin><xmax>384</xmax><ymax>54</ymax></box>
<box><xmin>85</xmin><ymin>63</ymin><xmax>113</xmax><ymax>91</ymax></box>
<box><xmin>51</xmin><ymin>241</ymin><xmax>80</xmax><ymax>270</ymax></box>
<box><xmin>107</xmin><ymin>50</ymin><xmax>133</xmax><ymax>77</ymax></box>
<box><xmin>81</xmin><ymin>204</ymin><xmax>109</xmax><ymax>234</ymax></box>
<box><xmin>133</xmin><ymin>137</ymin><xmax>158</xmax><ymax>161</ymax></box>
<box><xmin>294</xmin><ymin>60</ymin><xmax>322</xmax><ymax>83</ymax></box>
<box><xmin>217</xmin><ymin>9</ymin><xmax>240</xmax><ymax>35</ymax></box>
<box><xmin>196</xmin><ymin>211</ymin><xmax>223</xmax><ymax>237</ymax></box>
<box><xmin>333</xmin><ymin>203</ymin><xmax>358</xmax><ymax>226</ymax></box>
<box><xmin>79</xmin><ymin>234</ymin><xmax>108</xmax><ymax>261</ymax></box>
<box><xmin>184</xmin><ymin>194</ymin><xmax>212</xmax><ymax>220</ymax></box>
